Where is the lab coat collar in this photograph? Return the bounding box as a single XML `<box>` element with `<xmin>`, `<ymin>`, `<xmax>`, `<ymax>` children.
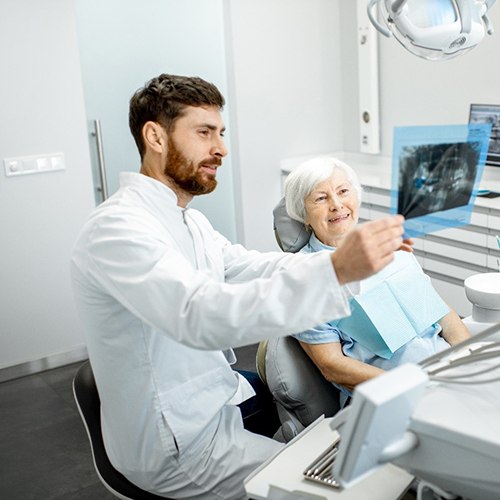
<box><xmin>119</xmin><ymin>172</ymin><xmax>182</xmax><ymax>211</ymax></box>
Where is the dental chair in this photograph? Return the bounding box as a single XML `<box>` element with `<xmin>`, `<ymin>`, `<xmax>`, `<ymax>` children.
<box><xmin>255</xmin><ymin>198</ymin><xmax>341</xmax><ymax>443</ymax></box>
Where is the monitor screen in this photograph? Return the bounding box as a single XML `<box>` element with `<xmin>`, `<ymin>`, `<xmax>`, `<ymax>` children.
<box><xmin>469</xmin><ymin>103</ymin><xmax>500</xmax><ymax>166</ymax></box>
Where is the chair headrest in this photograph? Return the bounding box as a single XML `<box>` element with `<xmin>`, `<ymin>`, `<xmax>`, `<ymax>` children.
<box><xmin>272</xmin><ymin>197</ymin><xmax>310</xmax><ymax>253</ymax></box>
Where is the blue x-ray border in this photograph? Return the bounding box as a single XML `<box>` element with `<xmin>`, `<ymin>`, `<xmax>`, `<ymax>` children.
<box><xmin>390</xmin><ymin>124</ymin><xmax>491</xmax><ymax>238</ymax></box>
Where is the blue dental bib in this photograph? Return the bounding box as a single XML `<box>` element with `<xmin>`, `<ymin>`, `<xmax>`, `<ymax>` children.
<box><xmin>333</xmin><ymin>252</ymin><xmax>449</xmax><ymax>359</ymax></box>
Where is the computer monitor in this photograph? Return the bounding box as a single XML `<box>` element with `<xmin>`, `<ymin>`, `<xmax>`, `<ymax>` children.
<box><xmin>469</xmin><ymin>103</ymin><xmax>500</xmax><ymax>167</ymax></box>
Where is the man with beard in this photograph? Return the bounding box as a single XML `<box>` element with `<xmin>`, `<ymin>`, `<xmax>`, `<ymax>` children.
<box><xmin>70</xmin><ymin>74</ymin><xmax>406</xmax><ymax>499</ymax></box>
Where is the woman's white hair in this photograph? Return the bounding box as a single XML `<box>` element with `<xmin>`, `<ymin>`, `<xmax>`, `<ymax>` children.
<box><xmin>284</xmin><ymin>157</ymin><xmax>362</xmax><ymax>223</ymax></box>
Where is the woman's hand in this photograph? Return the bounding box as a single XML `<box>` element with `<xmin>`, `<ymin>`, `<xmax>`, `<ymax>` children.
<box><xmin>400</xmin><ymin>237</ymin><xmax>414</xmax><ymax>253</ymax></box>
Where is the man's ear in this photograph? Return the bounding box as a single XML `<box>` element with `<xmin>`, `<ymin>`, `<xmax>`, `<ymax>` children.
<box><xmin>142</xmin><ymin>121</ymin><xmax>166</xmax><ymax>154</ymax></box>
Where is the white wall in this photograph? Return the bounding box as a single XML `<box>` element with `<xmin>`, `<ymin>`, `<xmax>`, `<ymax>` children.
<box><xmin>0</xmin><ymin>0</ymin><xmax>95</xmax><ymax>374</ymax></box>
<box><xmin>225</xmin><ymin>0</ymin><xmax>345</xmax><ymax>250</ymax></box>
<box><xmin>339</xmin><ymin>1</ymin><xmax>500</xmax><ymax>170</ymax></box>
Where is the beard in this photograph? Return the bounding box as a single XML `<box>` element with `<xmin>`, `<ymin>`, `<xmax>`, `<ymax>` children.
<box><xmin>164</xmin><ymin>136</ymin><xmax>219</xmax><ymax>196</ymax></box>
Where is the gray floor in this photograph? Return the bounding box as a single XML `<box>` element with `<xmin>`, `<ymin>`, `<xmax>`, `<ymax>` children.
<box><xmin>0</xmin><ymin>344</ymin><xmax>259</xmax><ymax>500</ymax></box>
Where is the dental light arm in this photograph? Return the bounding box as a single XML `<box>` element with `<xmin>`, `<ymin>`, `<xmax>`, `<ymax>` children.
<box><xmin>367</xmin><ymin>0</ymin><xmax>497</xmax><ymax>60</ymax></box>
<box><xmin>483</xmin><ymin>0</ymin><xmax>496</xmax><ymax>33</ymax></box>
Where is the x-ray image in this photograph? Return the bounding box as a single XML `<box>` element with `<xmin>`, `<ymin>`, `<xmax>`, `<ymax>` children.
<box><xmin>398</xmin><ymin>141</ymin><xmax>480</xmax><ymax>220</ymax></box>
<box><xmin>391</xmin><ymin>124</ymin><xmax>491</xmax><ymax>237</ymax></box>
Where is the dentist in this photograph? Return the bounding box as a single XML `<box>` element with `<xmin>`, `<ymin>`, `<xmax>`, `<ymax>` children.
<box><xmin>71</xmin><ymin>73</ymin><xmax>406</xmax><ymax>499</ymax></box>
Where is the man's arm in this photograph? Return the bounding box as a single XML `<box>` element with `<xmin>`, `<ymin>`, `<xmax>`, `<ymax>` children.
<box><xmin>220</xmin><ymin>214</ymin><xmax>406</xmax><ymax>285</ymax></box>
<box><xmin>439</xmin><ymin>309</ymin><xmax>471</xmax><ymax>345</ymax></box>
<box><xmin>81</xmin><ymin>211</ymin><xmax>405</xmax><ymax>351</ymax></box>
<box><xmin>299</xmin><ymin>341</ymin><xmax>384</xmax><ymax>392</ymax></box>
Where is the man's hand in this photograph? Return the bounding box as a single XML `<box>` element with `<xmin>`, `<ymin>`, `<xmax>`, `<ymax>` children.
<box><xmin>332</xmin><ymin>215</ymin><xmax>405</xmax><ymax>285</ymax></box>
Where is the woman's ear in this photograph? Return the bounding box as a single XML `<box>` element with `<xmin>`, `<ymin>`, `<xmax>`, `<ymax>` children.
<box><xmin>303</xmin><ymin>212</ymin><xmax>311</xmax><ymax>227</ymax></box>
<box><xmin>142</xmin><ymin>121</ymin><xmax>166</xmax><ymax>154</ymax></box>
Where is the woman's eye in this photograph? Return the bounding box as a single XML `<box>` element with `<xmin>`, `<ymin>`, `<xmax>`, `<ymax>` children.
<box><xmin>316</xmin><ymin>196</ymin><xmax>327</xmax><ymax>202</ymax></box>
<box><xmin>339</xmin><ymin>189</ymin><xmax>349</xmax><ymax>196</ymax></box>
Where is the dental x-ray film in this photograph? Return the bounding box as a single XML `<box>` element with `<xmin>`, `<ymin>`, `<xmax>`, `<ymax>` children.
<box><xmin>391</xmin><ymin>124</ymin><xmax>491</xmax><ymax>237</ymax></box>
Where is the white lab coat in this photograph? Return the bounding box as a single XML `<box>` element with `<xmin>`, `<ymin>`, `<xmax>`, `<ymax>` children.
<box><xmin>70</xmin><ymin>172</ymin><xmax>351</xmax><ymax>499</ymax></box>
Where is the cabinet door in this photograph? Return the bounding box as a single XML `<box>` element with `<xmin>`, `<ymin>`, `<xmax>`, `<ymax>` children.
<box><xmin>488</xmin><ymin>214</ymin><xmax>500</xmax><ymax>233</ymax></box>
<box><xmin>424</xmin><ymin>240</ymin><xmax>487</xmax><ymax>267</ymax></box>
<box><xmin>431</xmin><ymin>227</ymin><xmax>487</xmax><ymax>247</ymax></box>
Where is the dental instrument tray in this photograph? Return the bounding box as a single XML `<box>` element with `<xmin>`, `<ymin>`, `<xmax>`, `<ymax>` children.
<box><xmin>302</xmin><ymin>436</ymin><xmax>341</xmax><ymax>488</ymax></box>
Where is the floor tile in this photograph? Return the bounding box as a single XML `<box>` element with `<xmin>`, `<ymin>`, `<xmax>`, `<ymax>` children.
<box><xmin>40</xmin><ymin>361</ymin><xmax>84</xmax><ymax>408</ymax></box>
<box><xmin>234</xmin><ymin>343</ymin><xmax>259</xmax><ymax>372</ymax></box>
<box><xmin>51</xmin><ymin>481</ymin><xmax>115</xmax><ymax>500</ymax></box>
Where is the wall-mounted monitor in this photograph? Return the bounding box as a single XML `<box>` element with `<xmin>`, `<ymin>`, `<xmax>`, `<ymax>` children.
<box><xmin>469</xmin><ymin>103</ymin><xmax>500</xmax><ymax>166</ymax></box>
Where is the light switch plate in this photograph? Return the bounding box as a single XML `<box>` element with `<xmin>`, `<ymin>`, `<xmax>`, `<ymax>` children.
<box><xmin>4</xmin><ymin>153</ymin><xmax>65</xmax><ymax>177</ymax></box>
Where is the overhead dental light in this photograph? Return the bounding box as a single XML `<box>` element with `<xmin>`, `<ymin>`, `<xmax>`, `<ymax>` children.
<box><xmin>367</xmin><ymin>0</ymin><xmax>497</xmax><ymax>60</ymax></box>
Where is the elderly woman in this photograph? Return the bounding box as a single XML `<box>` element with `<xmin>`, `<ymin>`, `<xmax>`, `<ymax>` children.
<box><xmin>284</xmin><ymin>157</ymin><xmax>470</xmax><ymax>406</ymax></box>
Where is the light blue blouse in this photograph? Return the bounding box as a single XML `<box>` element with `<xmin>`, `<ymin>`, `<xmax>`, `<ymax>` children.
<box><xmin>294</xmin><ymin>232</ymin><xmax>450</xmax><ymax>406</ymax></box>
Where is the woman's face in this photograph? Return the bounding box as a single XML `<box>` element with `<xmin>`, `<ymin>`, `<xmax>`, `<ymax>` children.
<box><xmin>304</xmin><ymin>170</ymin><xmax>359</xmax><ymax>247</ymax></box>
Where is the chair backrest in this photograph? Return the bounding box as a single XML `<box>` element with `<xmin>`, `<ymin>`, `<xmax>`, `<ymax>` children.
<box><xmin>258</xmin><ymin>336</ymin><xmax>341</xmax><ymax>442</ymax></box>
<box><xmin>272</xmin><ymin>197</ymin><xmax>310</xmax><ymax>253</ymax></box>
<box><xmin>72</xmin><ymin>361</ymin><xmax>167</xmax><ymax>500</ymax></box>
<box><xmin>263</xmin><ymin>198</ymin><xmax>341</xmax><ymax>441</ymax></box>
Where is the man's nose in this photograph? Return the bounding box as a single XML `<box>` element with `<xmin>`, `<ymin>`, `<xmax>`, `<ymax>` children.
<box><xmin>211</xmin><ymin>136</ymin><xmax>228</xmax><ymax>158</ymax></box>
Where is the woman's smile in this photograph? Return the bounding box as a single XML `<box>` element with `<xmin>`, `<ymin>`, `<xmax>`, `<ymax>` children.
<box><xmin>328</xmin><ymin>213</ymin><xmax>351</xmax><ymax>224</ymax></box>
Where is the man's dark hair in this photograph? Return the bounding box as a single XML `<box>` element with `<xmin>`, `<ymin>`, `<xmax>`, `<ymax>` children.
<box><xmin>129</xmin><ymin>74</ymin><xmax>225</xmax><ymax>159</ymax></box>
